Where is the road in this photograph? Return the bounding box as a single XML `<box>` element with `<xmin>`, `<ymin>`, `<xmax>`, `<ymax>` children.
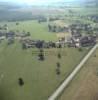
<box><xmin>48</xmin><ymin>44</ymin><xmax>98</xmax><ymax>100</ymax></box>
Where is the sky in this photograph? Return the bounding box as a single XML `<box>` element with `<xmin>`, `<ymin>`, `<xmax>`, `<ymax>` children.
<box><xmin>2</xmin><ymin>0</ymin><xmax>63</xmax><ymax>4</ymax></box>
<box><xmin>1</xmin><ymin>0</ymin><xmax>76</xmax><ymax>5</ymax></box>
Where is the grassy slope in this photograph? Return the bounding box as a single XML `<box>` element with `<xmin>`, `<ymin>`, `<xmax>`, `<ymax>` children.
<box><xmin>0</xmin><ymin>40</ymin><xmax>89</xmax><ymax>100</ymax></box>
<box><xmin>59</xmin><ymin>49</ymin><xmax>98</xmax><ymax>100</ymax></box>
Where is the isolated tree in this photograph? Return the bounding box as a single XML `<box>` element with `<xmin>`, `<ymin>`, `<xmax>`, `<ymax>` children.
<box><xmin>57</xmin><ymin>53</ymin><xmax>61</xmax><ymax>59</ymax></box>
<box><xmin>38</xmin><ymin>49</ymin><xmax>45</xmax><ymax>61</ymax></box>
<box><xmin>56</xmin><ymin>68</ymin><xmax>61</xmax><ymax>75</ymax></box>
<box><xmin>18</xmin><ymin>78</ymin><xmax>24</xmax><ymax>86</ymax></box>
<box><xmin>56</xmin><ymin>62</ymin><xmax>61</xmax><ymax>75</ymax></box>
<box><xmin>38</xmin><ymin>53</ymin><xmax>44</xmax><ymax>61</ymax></box>
<box><xmin>56</xmin><ymin>62</ymin><xmax>61</xmax><ymax>68</ymax></box>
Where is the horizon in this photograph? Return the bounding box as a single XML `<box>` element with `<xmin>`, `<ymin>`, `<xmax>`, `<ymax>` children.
<box><xmin>1</xmin><ymin>0</ymin><xmax>78</xmax><ymax>5</ymax></box>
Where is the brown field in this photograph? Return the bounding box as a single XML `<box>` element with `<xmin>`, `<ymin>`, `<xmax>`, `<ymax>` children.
<box><xmin>59</xmin><ymin>49</ymin><xmax>98</xmax><ymax>100</ymax></box>
<box><xmin>56</xmin><ymin>33</ymin><xmax>70</xmax><ymax>39</ymax></box>
<box><xmin>53</xmin><ymin>20</ymin><xmax>69</xmax><ymax>27</ymax></box>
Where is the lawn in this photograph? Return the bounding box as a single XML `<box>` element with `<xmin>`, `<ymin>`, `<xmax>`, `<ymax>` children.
<box><xmin>0</xmin><ymin>40</ymin><xmax>89</xmax><ymax>100</ymax></box>
<box><xmin>59</xmin><ymin>48</ymin><xmax>98</xmax><ymax>100</ymax></box>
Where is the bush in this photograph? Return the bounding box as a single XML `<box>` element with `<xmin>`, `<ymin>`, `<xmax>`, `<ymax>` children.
<box><xmin>78</xmin><ymin>48</ymin><xmax>83</xmax><ymax>52</ymax></box>
<box><xmin>16</xmin><ymin>22</ymin><xmax>19</xmax><ymax>25</ymax></box>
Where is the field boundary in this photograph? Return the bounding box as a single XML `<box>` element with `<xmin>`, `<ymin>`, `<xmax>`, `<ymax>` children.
<box><xmin>48</xmin><ymin>44</ymin><xmax>98</xmax><ymax>100</ymax></box>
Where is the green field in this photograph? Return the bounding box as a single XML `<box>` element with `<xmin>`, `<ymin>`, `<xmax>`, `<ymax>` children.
<box><xmin>0</xmin><ymin>38</ymin><xmax>89</xmax><ymax>100</ymax></box>
<box><xmin>0</xmin><ymin>0</ymin><xmax>97</xmax><ymax>100</ymax></box>
<box><xmin>0</xmin><ymin>20</ymin><xmax>57</xmax><ymax>41</ymax></box>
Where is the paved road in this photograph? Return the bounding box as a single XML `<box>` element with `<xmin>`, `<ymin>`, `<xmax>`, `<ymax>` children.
<box><xmin>48</xmin><ymin>44</ymin><xmax>98</xmax><ymax>100</ymax></box>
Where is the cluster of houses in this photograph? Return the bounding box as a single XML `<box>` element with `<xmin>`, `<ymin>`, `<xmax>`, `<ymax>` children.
<box><xmin>65</xmin><ymin>28</ymin><xmax>97</xmax><ymax>48</ymax></box>
<box><xmin>21</xmin><ymin>39</ymin><xmax>59</xmax><ymax>49</ymax></box>
<box><xmin>0</xmin><ymin>23</ymin><xmax>97</xmax><ymax>49</ymax></box>
<box><xmin>66</xmin><ymin>34</ymin><xmax>96</xmax><ymax>48</ymax></box>
<box><xmin>0</xmin><ymin>29</ymin><xmax>31</xmax><ymax>41</ymax></box>
<box><xmin>21</xmin><ymin>32</ymin><xmax>97</xmax><ymax>49</ymax></box>
<box><xmin>0</xmin><ymin>31</ymin><xmax>15</xmax><ymax>44</ymax></box>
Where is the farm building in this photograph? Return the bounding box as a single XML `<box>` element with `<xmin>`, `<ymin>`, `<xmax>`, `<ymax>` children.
<box><xmin>0</xmin><ymin>32</ymin><xmax>6</xmax><ymax>40</ymax></box>
<box><xmin>6</xmin><ymin>31</ymin><xmax>15</xmax><ymax>38</ymax></box>
<box><xmin>80</xmin><ymin>35</ymin><xmax>96</xmax><ymax>47</ymax></box>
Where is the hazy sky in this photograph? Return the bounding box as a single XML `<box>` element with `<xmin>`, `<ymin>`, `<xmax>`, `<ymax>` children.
<box><xmin>2</xmin><ymin>0</ymin><xmax>76</xmax><ymax>4</ymax></box>
<box><xmin>2</xmin><ymin>0</ymin><xmax>63</xmax><ymax>4</ymax></box>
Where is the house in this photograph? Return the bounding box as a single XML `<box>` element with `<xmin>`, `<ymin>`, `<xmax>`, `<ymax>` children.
<box><xmin>6</xmin><ymin>32</ymin><xmax>15</xmax><ymax>38</ymax></box>
<box><xmin>80</xmin><ymin>36</ymin><xmax>96</xmax><ymax>47</ymax></box>
<box><xmin>0</xmin><ymin>32</ymin><xmax>5</xmax><ymax>40</ymax></box>
<box><xmin>0</xmin><ymin>32</ymin><xmax>3</xmax><ymax>37</ymax></box>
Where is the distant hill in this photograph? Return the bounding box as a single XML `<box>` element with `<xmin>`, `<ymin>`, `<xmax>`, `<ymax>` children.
<box><xmin>0</xmin><ymin>2</ymin><xmax>33</xmax><ymax>21</ymax></box>
<box><xmin>49</xmin><ymin>0</ymin><xmax>98</xmax><ymax>7</ymax></box>
<box><xmin>0</xmin><ymin>2</ymin><xmax>22</xmax><ymax>10</ymax></box>
<box><xmin>0</xmin><ymin>0</ymin><xmax>97</xmax><ymax>21</ymax></box>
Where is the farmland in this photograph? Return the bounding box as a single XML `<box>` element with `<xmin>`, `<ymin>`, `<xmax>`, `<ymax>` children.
<box><xmin>0</xmin><ymin>20</ymin><xmax>57</xmax><ymax>41</ymax></box>
<box><xmin>0</xmin><ymin>8</ymin><xmax>96</xmax><ymax>100</ymax></box>
<box><xmin>0</xmin><ymin>0</ymin><xmax>97</xmax><ymax>100</ymax></box>
<box><xmin>59</xmin><ymin>48</ymin><xmax>98</xmax><ymax>100</ymax></box>
<box><xmin>0</xmin><ymin>21</ymin><xmax>89</xmax><ymax>100</ymax></box>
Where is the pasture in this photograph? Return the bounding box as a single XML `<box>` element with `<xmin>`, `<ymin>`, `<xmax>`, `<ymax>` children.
<box><xmin>0</xmin><ymin>39</ymin><xmax>89</xmax><ymax>100</ymax></box>
<box><xmin>0</xmin><ymin>1</ymin><xmax>97</xmax><ymax>100</ymax></box>
<box><xmin>0</xmin><ymin>20</ymin><xmax>57</xmax><ymax>41</ymax></box>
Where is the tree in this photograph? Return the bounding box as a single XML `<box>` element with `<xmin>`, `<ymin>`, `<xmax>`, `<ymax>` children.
<box><xmin>56</xmin><ymin>62</ymin><xmax>61</xmax><ymax>75</ymax></box>
<box><xmin>56</xmin><ymin>68</ymin><xmax>61</xmax><ymax>75</ymax></box>
<box><xmin>18</xmin><ymin>78</ymin><xmax>24</xmax><ymax>86</ymax></box>
<box><xmin>58</xmin><ymin>44</ymin><xmax>62</xmax><ymax>48</ymax></box>
<box><xmin>38</xmin><ymin>49</ymin><xmax>45</xmax><ymax>61</ymax></box>
<box><xmin>22</xmin><ymin>43</ymin><xmax>27</xmax><ymax>49</ymax></box>
<box><xmin>16</xmin><ymin>22</ymin><xmax>19</xmax><ymax>25</ymax></box>
<box><xmin>56</xmin><ymin>62</ymin><xmax>61</xmax><ymax>68</ymax></box>
<box><xmin>57</xmin><ymin>53</ymin><xmax>61</xmax><ymax>59</ymax></box>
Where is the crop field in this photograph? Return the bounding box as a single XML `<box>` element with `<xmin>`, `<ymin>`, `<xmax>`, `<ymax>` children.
<box><xmin>59</xmin><ymin>48</ymin><xmax>98</xmax><ymax>100</ymax></box>
<box><xmin>0</xmin><ymin>23</ymin><xmax>89</xmax><ymax>100</ymax></box>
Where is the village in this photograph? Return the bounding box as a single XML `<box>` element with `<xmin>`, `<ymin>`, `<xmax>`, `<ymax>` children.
<box><xmin>0</xmin><ymin>22</ymin><xmax>97</xmax><ymax>49</ymax></box>
<box><xmin>0</xmin><ymin>0</ymin><xmax>98</xmax><ymax>100</ymax></box>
